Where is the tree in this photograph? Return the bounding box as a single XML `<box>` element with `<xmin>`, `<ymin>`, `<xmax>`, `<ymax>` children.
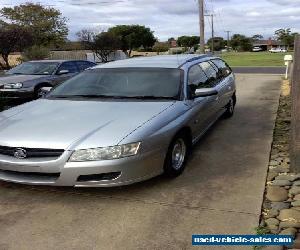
<box><xmin>275</xmin><ymin>28</ymin><xmax>298</xmax><ymax>50</ymax></box>
<box><xmin>252</xmin><ymin>34</ymin><xmax>263</xmax><ymax>41</ymax></box>
<box><xmin>0</xmin><ymin>24</ymin><xmax>33</xmax><ymax>69</ymax></box>
<box><xmin>177</xmin><ymin>36</ymin><xmax>200</xmax><ymax>48</ymax></box>
<box><xmin>0</xmin><ymin>3</ymin><xmax>68</xmax><ymax>47</ymax></box>
<box><xmin>76</xmin><ymin>29</ymin><xmax>95</xmax><ymax>49</ymax></box>
<box><xmin>152</xmin><ymin>42</ymin><xmax>169</xmax><ymax>55</ymax></box>
<box><xmin>207</xmin><ymin>37</ymin><xmax>226</xmax><ymax>51</ymax></box>
<box><xmin>108</xmin><ymin>25</ymin><xmax>156</xmax><ymax>56</ymax></box>
<box><xmin>92</xmin><ymin>32</ymin><xmax>121</xmax><ymax>63</ymax></box>
<box><xmin>230</xmin><ymin>34</ymin><xmax>252</xmax><ymax>51</ymax></box>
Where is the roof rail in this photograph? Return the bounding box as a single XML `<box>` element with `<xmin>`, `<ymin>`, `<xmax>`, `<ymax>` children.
<box><xmin>178</xmin><ymin>54</ymin><xmax>209</xmax><ymax>68</ymax></box>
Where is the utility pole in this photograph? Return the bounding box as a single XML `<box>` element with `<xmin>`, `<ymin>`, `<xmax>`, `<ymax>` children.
<box><xmin>211</xmin><ymin>14</ymin><xmax>214</xmax><ymax>53</ymax></box>
<box><xmin>205</xmin><ymin>14</ymin><xmax>215</xmax><ymax>53</ymax></box>
<box><xmin>198</xmin><ymin>0</ymin><xmax>205</xmax><ymax>54</ymax></box>
<box><xmin>225</xmin><ymin>31</ymin><xmax>231</xmax><ymax>49</ymax></box>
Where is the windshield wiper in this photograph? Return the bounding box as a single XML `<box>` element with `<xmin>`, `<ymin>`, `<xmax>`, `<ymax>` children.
<box><xmin>50</xmin><ymin>94</ymin><xmax>119</xmax><ymax>99</ymax></box>
<box><xmin>124</xmin><ymin>96</ymin><xmax>178</xmax><ymax>100</ymax></box>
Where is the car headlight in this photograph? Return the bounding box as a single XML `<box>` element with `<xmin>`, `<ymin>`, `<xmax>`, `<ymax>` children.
<box><xmin>69</xmin><ymin>142</ymin><xmax>141</xmax><ymax>162</ymax></box>
<box><xmin>3</xmin><ymin>83</ymin><xmax>23</xmax><ymax>89</ymax></box>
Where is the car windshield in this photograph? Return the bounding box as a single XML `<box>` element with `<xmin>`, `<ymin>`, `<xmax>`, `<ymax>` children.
<box><xmin>7</xmin><ymin>62</ymin><xmax>59</xmax><ymax>75</ymax></box>
<box><xmin>48</xmin><ymin>68</ymin><xmax>182</xmax><ymax>100</ymax></box>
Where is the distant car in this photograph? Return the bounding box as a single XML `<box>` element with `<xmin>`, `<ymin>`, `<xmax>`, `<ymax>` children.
<box><xmin>269</xmin><ymin>48</ymin><xmax>287</xmax><ymax>53</ymax></box>
<box><xmin>0</xmin><ymin>60</ymin><xmax>96</xmax><ymax>104</ymax></box>
<box><xmin>252</xmin><ymin>46</ymin><xmax>263</xmax><ymax>52</ymax></box>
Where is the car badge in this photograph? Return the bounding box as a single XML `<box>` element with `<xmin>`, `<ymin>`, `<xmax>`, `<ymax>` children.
<box><xmin>14</xmin><ymin>148</ymin><xmax>27</xmax><ymax>159</ymax></box>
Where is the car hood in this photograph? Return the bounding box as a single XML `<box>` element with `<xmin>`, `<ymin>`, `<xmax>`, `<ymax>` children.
<box><xmin>0</xmin><ymin>99</ymin><xmax>175</xmax><ymax>150</ymax></box>
<box><xmin>0</xmin><ymin>74</ymin><xmax>47</xmax><ymax>86</ymax></box>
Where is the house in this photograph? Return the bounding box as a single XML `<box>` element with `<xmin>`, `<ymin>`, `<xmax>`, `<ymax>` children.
<box><xmin>253</xmin><ymin>38</ymin><xmax>286</xmax><ymax>51</ymax></box>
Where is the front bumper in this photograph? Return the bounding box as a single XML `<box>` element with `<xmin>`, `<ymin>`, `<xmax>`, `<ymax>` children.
<box><xmin>0</xmin><ymin>89</ymin><xmax>35</xmax><ymax>105</ymax></box>
<box><xmin>0</xmin><ymin>148</ymin><xmax>165</xmax><ymax>187</ymax></box>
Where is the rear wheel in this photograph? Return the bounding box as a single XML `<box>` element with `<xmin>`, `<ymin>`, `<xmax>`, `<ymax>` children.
<box><xmin>223</xmin><ymin>96</ymin><xmax>235</xmax><ymax>118</ymax></box>
<box><xmin>163</xmin><ymin>133</ymin><xmax>189</xmax><ymax>178</ymax></box>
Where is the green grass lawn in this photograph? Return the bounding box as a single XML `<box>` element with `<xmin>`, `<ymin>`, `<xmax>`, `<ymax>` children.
<box><xmin>220</xmin><ymin>52</ymin><xmax>292</xmax><ymax>67</ymax></box>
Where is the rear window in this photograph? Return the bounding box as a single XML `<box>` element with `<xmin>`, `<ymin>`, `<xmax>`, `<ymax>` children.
<box><xmin>76</xmin><ymin>61</ymin><xmax>95</xmax><ymax>71</ymax></box>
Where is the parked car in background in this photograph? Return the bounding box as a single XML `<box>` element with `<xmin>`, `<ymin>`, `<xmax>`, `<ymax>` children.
<box><xmin>0</xmin><ymin>60</ymin><xmax>96</xmax><ymax>104</ymax></box>
<box><xmin>269</xmin><ymin>48</ymin><xmax>287</xmax><ymax>53</ymax></box>
<box><xmin>0</xmin><ymin>55</ymin><xmax>236</xmax><ymax>187</ymax></box>
<box><xmin>252</xmin><ymin>46</ymin><xmax>263</xmax><ymax>52</ymax></box>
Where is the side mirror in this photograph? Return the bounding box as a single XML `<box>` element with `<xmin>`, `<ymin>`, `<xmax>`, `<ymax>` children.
<box><xmin>38</xmin><ymin>86</ymin><xmax>53</xmax><ymax>98</ymax></box>
<box><xmin>194</xmin><ymin>88</ymin><xmax>218</xmax><ymax>98</ymax></box>
<box><xmin>57</xmin><ymin>69</ymin><xmax>69</xmax><ymax>75</ymax></box>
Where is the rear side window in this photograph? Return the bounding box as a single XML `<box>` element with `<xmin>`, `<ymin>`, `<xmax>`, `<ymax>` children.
<box><xmin>211</xmin><ymin>59</ymin><xmax>232</xmax><ymax>78</ymax></box>
<box><xmin>58</xmin><ymin>62</ymin><xmax>78</xmax><ymax>73</ymax></box>
<box><xmin>76</xmin><ymin>61</ymin><xmax>95</xmax><ymax>71</ymax></box>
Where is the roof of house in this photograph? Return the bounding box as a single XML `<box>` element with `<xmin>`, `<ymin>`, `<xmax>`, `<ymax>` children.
<box><xmin>253</xmin><ymin>40</ymin><xmax>284</xmax><ymax>46</ymax></box>
<box><xmin>95</xmin><ymin>54</ymin><xmax>211</xmax><ymax>69</ymax></box>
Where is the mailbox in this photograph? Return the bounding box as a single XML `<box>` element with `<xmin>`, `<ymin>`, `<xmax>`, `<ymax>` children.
<box><xmin>284</xmin><ymin>55</ymin><xmax>293</xmax><ymax>79</ymax></box>
<box><xmin>284</xmin><ymin>55</ymin><xmax>293</xmax><ymax>62</ymax></box>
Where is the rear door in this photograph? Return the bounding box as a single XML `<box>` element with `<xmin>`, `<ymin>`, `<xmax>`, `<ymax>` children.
<box><xmin>210</xmin><ymin>59</ymin><xmax>235</xmax><ymax>110</ymax></box>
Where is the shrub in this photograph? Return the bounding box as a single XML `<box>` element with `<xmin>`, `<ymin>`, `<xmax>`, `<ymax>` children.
<box><xmin>22</xmin><ymin>45</ymin><xmax>50</xmax><ymax>61</ymax></box>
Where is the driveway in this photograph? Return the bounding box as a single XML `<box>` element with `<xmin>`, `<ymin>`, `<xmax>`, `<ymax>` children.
<box><xmin>0</xmin><ymin>74</ymin><xmax>281</xmax><ymax>250</ymax></box>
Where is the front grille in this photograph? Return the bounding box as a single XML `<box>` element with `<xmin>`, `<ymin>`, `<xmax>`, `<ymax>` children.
<box><xmin>77</xmin><ymin>172</ymin><xmax>121</xmax><ymax>182</ymax></box>
<box><xmin>0</xmin><ymin>146</ymin><xmax>64</xmax><ymax>159</ymax></box>
<box><xmin>0</xmin><ymin>170</ymin><xmax>60</xmax><ymax>183</ymax></box>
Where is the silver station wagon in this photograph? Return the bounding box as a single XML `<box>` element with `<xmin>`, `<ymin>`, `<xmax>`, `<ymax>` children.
<box><xmin>0</xmin><ymin>55</ymin><xmax>236</xmax><ymax>187</ymax></box>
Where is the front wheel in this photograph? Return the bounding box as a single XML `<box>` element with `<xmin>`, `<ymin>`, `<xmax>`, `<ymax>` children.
<box><xmin>163</xmin><ymin>133</ymin><xmax>189</xmax><ymax>178</ymax></box>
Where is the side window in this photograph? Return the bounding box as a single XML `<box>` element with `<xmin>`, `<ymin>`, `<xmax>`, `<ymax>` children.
<box><xmin>58</xmin><ymin>62</ymin><xmax>78</xmax><ymax>73</ymax></box>
<box><xmin>199</xmin><ymin>61</ymin><xmax>218</xmax><ymax>87</ymax></box>
<box><xmin>188</xmin><ymin>64</ymin><xmax>208</xmax><ymax>89</ymax></box>
<box><xmin>211</xmin><ymin>59</ymin><xmax>232</xmax><ymax>78</ymax></box>
<box><xmin>76</xmin><ymin>61</ymin><xmax>95</xmax><ymax>71</ymax></box>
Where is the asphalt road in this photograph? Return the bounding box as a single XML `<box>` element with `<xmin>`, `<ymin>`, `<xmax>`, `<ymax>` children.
<box><xmin>0</xmin><ymin>74</ymin><xmax>282</xmax><ymax>250</ymax></box>
<box><xmin>232</xmin><ymin>66</ymin><xmax>285</xmax><ymax>74</ymax></box>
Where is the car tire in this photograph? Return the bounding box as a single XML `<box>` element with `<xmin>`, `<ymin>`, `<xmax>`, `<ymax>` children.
<box><xmin>223</xmin><ymin>96</ymin><xmax>235</xmax><ymax>118</ymax></box>
<box><xmin>163</xmin><ymin>132</ymin><xmax>189</xmax><ymax>178</ymax></box>
<box><xmin>34</xmin><ymin>85</ymin><xmax>50</xmax><ymax>99</ymax></box>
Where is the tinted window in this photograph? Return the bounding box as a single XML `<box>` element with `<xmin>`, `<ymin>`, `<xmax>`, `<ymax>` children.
<box><xmin>58</xmin><ymin>62</ymin><xmax>78</xmax><ymax>73</ymax></box>
<box><xmin>76</xmin><ymin>61</ymin><xmax>95</xmax><ymax>71</ymax></box>
<box><xmin>8</xmin><ymin>62</ymin><xmax>59</xmax><ymax>75</ymax></box>
<box><xmin>199</xmin><ymin>61</ymin><xmax>218</xmax><ymax>87</ymax></box>
<box><xmin>211</xmin><ymin>59</ymin><xmax>232</xmax><ymax>77</ymax></box>
<box><xmin>49</xmin><ymin>68</ymin><xmax>182</xmax><ymax>100</ymax></box>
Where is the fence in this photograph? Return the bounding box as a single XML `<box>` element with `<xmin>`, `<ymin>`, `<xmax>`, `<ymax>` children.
<box><xmin>49</xmin><ymin>50</ymin><xmax>89</xmax><ymax>61</ymax></box>
<box><xmin>291</xmin><ymin>35</ymin><xmax>300</xmax><ymax>172</ymax></box>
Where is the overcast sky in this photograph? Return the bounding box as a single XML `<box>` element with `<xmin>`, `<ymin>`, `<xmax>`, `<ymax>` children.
<box><xmin>1</xmin><ymin>0</ymin><xmax>300</xmax><ymax>41</ymax></box>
